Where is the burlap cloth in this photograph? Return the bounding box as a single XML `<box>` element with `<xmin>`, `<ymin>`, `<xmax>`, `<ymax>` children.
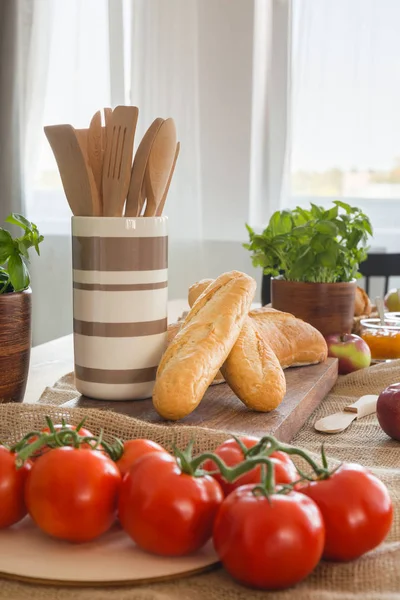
<box><xmin>1</xmin><ymin>361</ymin><xmax>400</xmax><ymax>599</ymax></box>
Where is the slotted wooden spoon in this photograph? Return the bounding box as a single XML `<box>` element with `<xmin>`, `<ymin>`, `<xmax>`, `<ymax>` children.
<box><xmin>156</xmin><ymin>141</ymin><xmax>180</xmax><ymax>216</ymax></box>
<box><xmin>102</xmin><ymin>106</ymin><xmax>139</xmax><ymax>217</ymax></box>
<box><xmin>125</xmin><ymin>118</ymin><xmax>164</xmax><ymax>217</ymax></box>
<box><xmin>44</xmin><ymin>124</ymin><xmax>101</xmax><ymax>216</ymax></box>
<box><xmin>144</xmin><ymin>118</ymin><xmax>177</xmax><ymax>217</ymax></box>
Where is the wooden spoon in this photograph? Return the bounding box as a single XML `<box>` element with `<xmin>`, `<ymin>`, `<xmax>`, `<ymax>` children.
<box><xmin>44</xmin><ymin>124</ymin><xmax>101</xmax><ymax>216</ymax></box>
<box><xmin>156</xmin><ymin>142</ymin><xmax>180</xmax><ymax>216</ymax></box>
<box><xmin>102</xmin><ymin>106</ymin><xmax>139</xmax><ymax>217</ymax></box>
<box><xmin>144</xmin><ymin>118</ymin><xmax>177</xmax><ymax>217</ymax></box>
<box><xmin>87</xmin><ymin>111</ymin><xmax>104</xmax><ymax>210</ymax></box>
<box><xmin>125</xmin><ymin>118</ymin><xmax>164</xmax><ymax>217</ymax></box>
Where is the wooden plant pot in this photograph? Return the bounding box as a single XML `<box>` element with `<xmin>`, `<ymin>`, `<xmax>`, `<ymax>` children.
<box><xmin>271</xmin><ymin>277</ymin><xmax>356</xmax><ymax>337</ymax></box>
<box><xmin>0</xmin><ymin>288</ymin><xmax>32</xmax><ymax>403</ymax></box>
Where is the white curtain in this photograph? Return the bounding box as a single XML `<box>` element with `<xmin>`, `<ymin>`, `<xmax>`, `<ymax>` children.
<box><xmin>129</xmin><ymin>0</ymin><xmax>203</xmax><ymax>243</ymax></box>
<box><xmin>249</xmin><ymin>0</ymin><xmax>292</xmax><ymax>227</ymax></box>
<box><xmin>0</xmin><ymin>0</ymin><xmax>52</xmax><ymax>223</ymax></box>
<box><xmin>129</xmin><ymin>0</ymin><xmax>206</xmax><ymax>294</ymax></box>
<box><xmin>19</xmin><ymin>0</ymin><xmax>53</xmax><ymax>206</ymax></box>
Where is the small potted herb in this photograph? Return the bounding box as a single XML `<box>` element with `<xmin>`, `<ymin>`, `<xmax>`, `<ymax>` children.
<box><xmin>0</xmin><ymin>214</ymin><xmax>44</xmax><ymax>403</ymax></box>
<box><xmin>244</xmin><ymin>201</ymin><xmax>372</xmax><ymax>336</ymax></box>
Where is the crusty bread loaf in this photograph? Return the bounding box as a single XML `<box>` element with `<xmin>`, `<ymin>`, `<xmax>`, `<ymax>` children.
<box><xmin>188</xmin><ymin>278</ymin><xmax>286</xmax><ymax>411</ymax></box>
<box><xmin>354</xmin><ymin>286</ymin><xmax>372</xmax><ymax>317</ymax></box>
<box><xmin>153</xmin><ymin>271</ymin><xmax>256</xmax><ymax>420</ymax></box>
<box><xmin>220</xmin><ymin>318</ymin><xmax>286</xmax><ymax>411</ymax></box>
<box><xmin>249</xmin><ymin>307</ymin><xmax>327</xmax><ymax>368</ymax></box>
<box><xmin>188</xmin><ymin>278</ymin><xmax>327</xmax><ymax>369</ymax></box>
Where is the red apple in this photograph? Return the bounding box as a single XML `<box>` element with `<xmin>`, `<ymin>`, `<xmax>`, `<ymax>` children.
<box><xmin>377</xmin><ymin>383</ymin><xmax>400</xmax><ymax>441</ymax></box>
<box><xmin>325</xmin><ymin>333</ymin><xmax>371</xmax><ymax>375</ymax></box>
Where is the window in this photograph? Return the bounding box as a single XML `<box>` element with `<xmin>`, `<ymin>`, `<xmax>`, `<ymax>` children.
<box><xmin>291</xmin><ymin>0</ymin><xmax>400</xmax><ymax>202</ymax></box>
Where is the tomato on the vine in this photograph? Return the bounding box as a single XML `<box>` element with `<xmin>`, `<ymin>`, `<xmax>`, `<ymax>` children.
<box><xmin>116</xmin><ymin>439</ymin><xmax>166</xmax><ymax>477</ymax></box>
<box><xmin>0</xmin><ymin>446</ymin><xmax>31</xmax><ymax>529</ymax></box>
<box><xmin>29</xmin><ymin>423</ymin><xmax>96</xmax><ymax>459</ymax></box>
<box><xmin>299</xmin><ymin>463</ymin><xmax>393</xmax><ymax>561</ymax></box>
<box><xmin>213</xmin><ymin>484</ymin><xmax>325</xmax><ymax>590</ymax></box>
<box><xmin>118</xmin><ymin>451</ymin><xmax>223</xmax><ymax>556</ymax></box>
<box><xmin>25</xmin><ymin>446</ymin><xmax>121</xmax><ymax>542</ymax></box>
<box><xmin>203</xmin><ymin>437</ymin><xmax>297</xmax><ymax>495</ymax></box>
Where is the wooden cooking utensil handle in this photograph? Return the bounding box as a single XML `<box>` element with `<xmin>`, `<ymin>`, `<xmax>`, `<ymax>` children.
<box><xmin>156</xmin><ymin>142</ymin><xmax>180</xmax><ymax>217</ymax></box>
<box><xmin>87</xmin><ymin>111</ymin><xmax>104</xmax><ymax>210</ymax></box>
<box><xmin>125</xmin><ymin>118</ymin><xmax>164</xmax><ymax>217</ymax></box>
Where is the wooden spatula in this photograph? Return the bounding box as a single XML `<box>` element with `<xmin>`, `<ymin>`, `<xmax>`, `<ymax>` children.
<box><xmin>44</xmin><ymin>124</ymin><xmax>101</xmax><ymax>216</ymax></box>
<box><xmin>102</xmin><ymin>106</ymin><xmax>139</xmax><ymax>217</ymax></box>
<box><xmin>314</xmin><ymin>394</ymin><xmax>378</xmax><ymax>434</ymax></box>
<box><xmin>125</xmin><ymin>118</ymin><xmax>164</xmax><ymax>217</ymax></box>
<box><xmin>155</xmin><ymin>142</ymin><xmax>180</xmax><ymax>217</ymax></box>
<box><xmin>75</xmin><ymin>128</ymin><xmax>89</xmax><ymax>158</ymax></box>
<box><xmin>144</xmin><ymin>118</ymin><xmax>177</xmax><ymax>217</ymax></box>
<box><xmin>87</xmin><ymin>111</ymin><xmax>104</xmax><ymax>210</ymax></box>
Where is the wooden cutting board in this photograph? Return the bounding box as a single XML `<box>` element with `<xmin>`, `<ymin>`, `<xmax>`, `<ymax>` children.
<box><xmin>62</xmin><ymin>358</ymin><xmax>338</xmax><ymax>442</ymax></box>
<box><xmin>0</xmin><ymin>519</ymin><xmax>218</xmax><ymax>586</ymax></box>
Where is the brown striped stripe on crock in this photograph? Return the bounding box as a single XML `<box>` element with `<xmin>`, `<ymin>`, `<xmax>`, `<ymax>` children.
<box><xmin>72</xmin><ymin>236</ymin><xmax>167</xmax><ymax>271</ymax></box>
<box><xmin>74</xmin><ymin>318</ymin><xmax>167</xmax><ymax>337</ymax></box>
<box><xmin>75</xmin><ymin>365</ymin><xmax>158</xmax><ymax>384</ymax></box>
<box><xmin>73</xmin><ymin>281</ymin><xmax>167</xmax><ymax>291</ymax></box>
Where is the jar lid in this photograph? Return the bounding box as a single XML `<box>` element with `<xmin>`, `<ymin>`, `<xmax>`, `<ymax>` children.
<box><xmin>360</xmin><ymin>317</ymin><xmax>400</xmax><ymax>331</ymax></box>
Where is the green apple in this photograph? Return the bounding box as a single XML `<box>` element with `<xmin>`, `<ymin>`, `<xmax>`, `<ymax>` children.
<box><xmin>385</xmin><ymin>289</ymin><xmax>400</xmax><ymax>312</ymax></box>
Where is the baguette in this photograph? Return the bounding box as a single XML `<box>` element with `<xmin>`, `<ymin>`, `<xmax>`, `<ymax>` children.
<box><xmin>167</xmin><ymin>323</ymin><xmax>224</xmax><ymax>385</ymax></box>
<box><xmin>153</xmin><ymin>271</ymin><xmax>256</xmax><ymax>420</ymax></box>
<box><xmin>188</xmin><ymin>279</ymin><xmax>286</xmax><ymax>411</ymax></box>
<box><xmin>220</xmin><ymin>317</ymin><xmax>286</xmax><ymax>411</ymax></box>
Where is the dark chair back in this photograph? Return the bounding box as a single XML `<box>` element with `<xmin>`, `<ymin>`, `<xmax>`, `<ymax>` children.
<box><xmin>359</xmin><ymin>253</ymin><xmax>400</xmax><ymax>296</ymax></box>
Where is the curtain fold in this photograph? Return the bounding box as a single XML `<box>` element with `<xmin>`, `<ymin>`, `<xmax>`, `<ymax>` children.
<box><xmin>0</xmin><ymin>0</ymin><xmax>23</xmax><ymax>223</ymax></box>
<box><xmin>129</xmin><ymin>0</ymin><xmax>203</xmax><ymax>243</ymax></box>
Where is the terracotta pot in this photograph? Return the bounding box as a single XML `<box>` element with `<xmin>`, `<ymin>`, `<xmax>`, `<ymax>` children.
<box><xmin>0</xmin><ymin>288</ymin><xmax>32</xmax><ymax>403</ymax></box>
<box><xmin>270</xmin><ymin>277</ymin><xmax>356</xmax><ymax>337</ymax></box>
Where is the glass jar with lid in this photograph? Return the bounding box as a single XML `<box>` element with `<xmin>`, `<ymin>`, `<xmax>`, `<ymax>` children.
<box><xmin>360</xmin><ymin>314</ymin><xmax>400</xmax><ymax>361</ymax></box>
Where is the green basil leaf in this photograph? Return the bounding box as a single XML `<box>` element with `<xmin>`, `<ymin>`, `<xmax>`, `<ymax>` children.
<box><xmin>0</xmin><ymin>229</ymin><xmax>14</xmax><ymax>265</ymax></box>
<box><xmin>7</xmin><ymin>254</ymin><xmax>29</xmax><ymax>291</ymax></box>
<box><xmin>315</xmin><ymin>221</ymin><xmax>338</xmax><ymax>236</ymax></box>
<box><xmin>5</xmin><ymin>213</ymin><xmax>33</xmax><ymax>232</ymax></box>
<box><xmin>318</xmin><ymin>248</ymin><xmax>338</xmax><ymax>268</ymax></box>
<box><xmin>17</xmin><ymin>240</ymin><xmax>30</xmax><ymax>260</ymax></box>
<box><xmin>333</xmin><ymin>200</ymin><xmax>352</xmax><ymax>214</ymax></box>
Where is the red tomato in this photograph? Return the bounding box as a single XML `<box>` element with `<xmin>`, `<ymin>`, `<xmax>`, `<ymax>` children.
<box><xmin>25</xmin><ymin>447</ymin><xmax>121</xmax><ymax>542</ymax></box>
<box><xmin>118</xmin><ymin>452</ymin><xmax>223</xmax><ymax>556</ymax></box>
<box><xmin>203</xmin><ymin>437</ymin><xmax>297</xmax><ymax>495</ymax></box>
<box><xmin>0</xmin><ymin>446</ymin><xmax>31</xmax><ymax>529</ymax></box>
<box><xmin>213</xmin><ymin>485</ymin><xmax>325</xmax><ymax>590</ymax></box>
<box><xmin>116</xmin><ymin>439</ymin><xmax>166</xmax><ymax>477</ymax></box>
<box><xmin>299</xmin><ymin>463</ymin><xmax>393</xmax><ymax>561</ymax></box>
